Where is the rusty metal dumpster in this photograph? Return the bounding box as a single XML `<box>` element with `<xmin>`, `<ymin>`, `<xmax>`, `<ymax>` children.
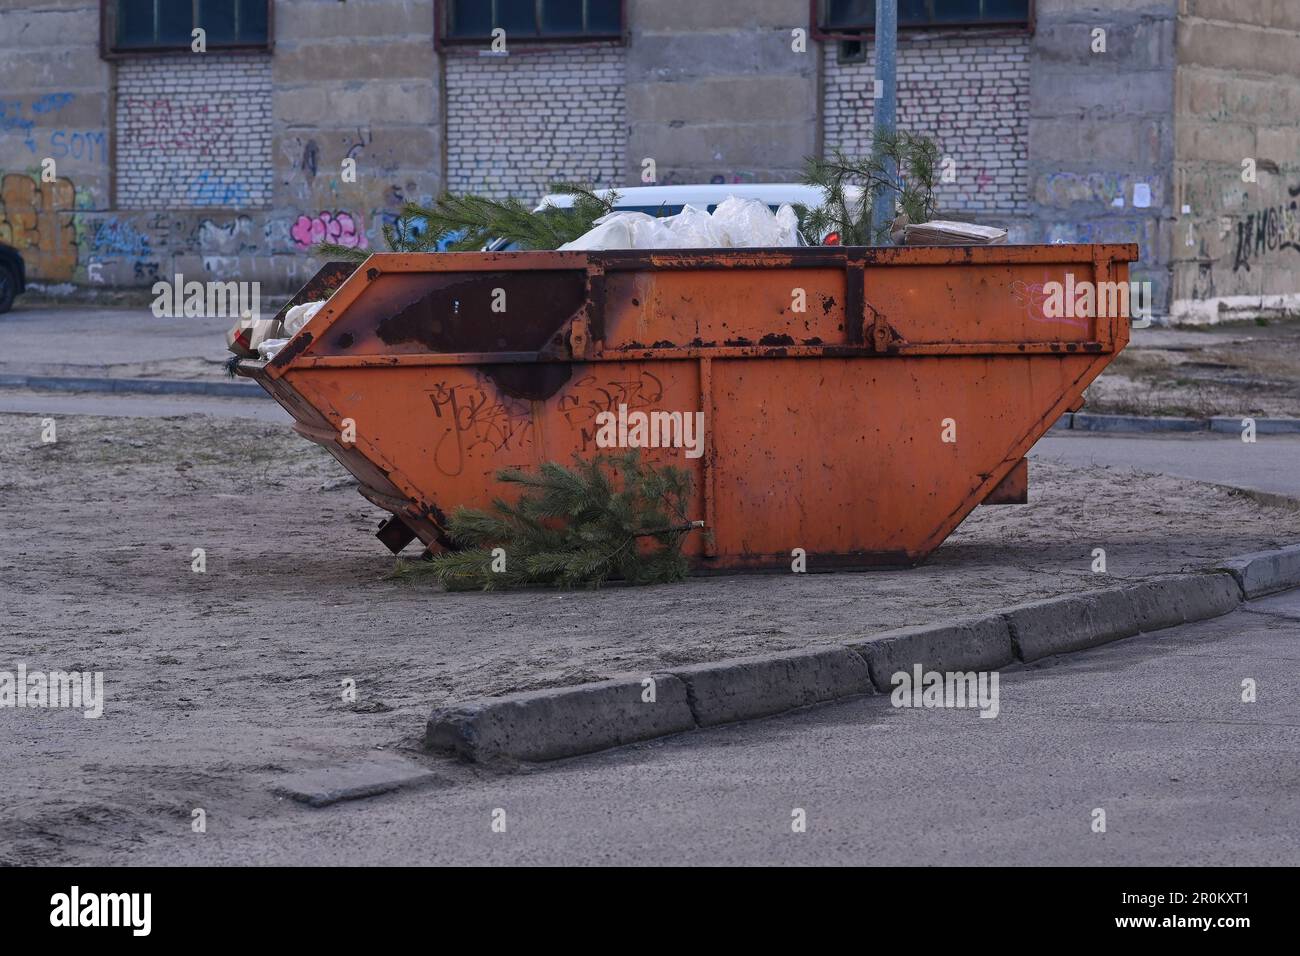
<box><xmin>238</xmin><ymin>243</ymin><xmax>1137</xmax><ymax>571</ymax></box>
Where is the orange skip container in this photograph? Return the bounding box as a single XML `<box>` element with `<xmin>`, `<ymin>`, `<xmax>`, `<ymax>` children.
<box><xmin>238</xmin><ymin>244</ymin><xmax>1136</xmax><ymax>570</ymax></box>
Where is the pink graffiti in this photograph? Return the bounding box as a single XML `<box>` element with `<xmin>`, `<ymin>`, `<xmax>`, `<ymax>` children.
<box><xmin>290</xmin><ymin>211</ymin><xmax>368</xmax><ymax>249</ymax></box>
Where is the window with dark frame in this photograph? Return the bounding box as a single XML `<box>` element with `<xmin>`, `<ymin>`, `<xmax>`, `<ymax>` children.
<box><xmin>110</xmin><ymin>0</ymin><xmax>270</xmax><ymax>51</ymax></box>
<box><xmin>444</xmin><ymin>0</ymin><xmax>623</xmax><ymax>43</ymax></box>
<box><xmin>821</xmin><ymin>0</ymin><xmax>1030</xmax><ymax>32</ymax></box>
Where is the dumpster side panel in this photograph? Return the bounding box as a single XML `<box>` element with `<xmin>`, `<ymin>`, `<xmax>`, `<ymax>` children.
<box><xmin>866</xmin><ymin>260</ymin><xmax>1128</xmax><ymax>345</ymax></box>
<box><xmin>603</xmin><ymin>268</ymin><xmax>848</xmax><ymax>349</ymax></box>
<box><xmin>313</xmin><ymin>270</ymin><xmax>588</xmax><ymax>357</ymax></box>
<box><xmin>288</xmin><ymin>363</ymin><xmax>707</xmax><ymax>554</ymax></box>
<box><xmin>705</xmin><ymin>353</ymin><xmax>1108</xmax><ymax>568</ymax></box>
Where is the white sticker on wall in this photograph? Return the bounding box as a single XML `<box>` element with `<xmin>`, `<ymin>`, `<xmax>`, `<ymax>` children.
<box><xmin>1133</xmin><ymin>183</ymin><xmax>1151</xmax><ymax>208</ymax></box>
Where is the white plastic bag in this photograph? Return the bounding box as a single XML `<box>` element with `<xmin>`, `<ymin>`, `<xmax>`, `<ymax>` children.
<box><xmin>559</xmin><ymin>212</ymin><xmax>666</xmax><ymax>250</ymax></box>
<box><xmin>775</xmin><ymin>203</ymin><xmax>801</xmax><ymax>246</ymax></box>
<box><xmin>709</xmin><ymin>196</ymin><xmax>785</xmax><ymax>247</ymax></box>
<box><xmin>560</xmin><ymin>215</ymin><xmax>630</xmax><ymax>250</ymax></box>
<box><xmin>558</xmin><ymin>197</ymin><xmax>801</xmax><ymax>251</ymax></box>
<box><xmin>663</xmin><ymin>204</ymin><xmax>727</xmax><ymax>247</ymax></box>
<box><xmin>283</xmin><ymin>299</ymin><xmax>326</xmax><ymax>337</ymax></box>
<box><xmin>257</xmin><ymin>337</ymin><xmax>290</xmax><ymax>361</ymax></box>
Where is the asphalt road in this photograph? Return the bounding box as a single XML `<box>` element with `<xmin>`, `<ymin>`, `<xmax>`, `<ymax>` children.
<box><xmin>0</xmin><ymin>388</ymin><xmax>289</xmax><ymax>422</ymax></box>
<box><xmin>0</xmin><ymin>307</ymin><xmax>235</xmax><ymax>376</ymax></box>
<box><xmin>1033</xmin><ymin>432</ymin><xmax>1300</xmax><ymax>500</ymax></box>
<box><xmin>88</xmin><ymin>587</ymin><xmax>1300</xmax><ymax>866</ymax></box>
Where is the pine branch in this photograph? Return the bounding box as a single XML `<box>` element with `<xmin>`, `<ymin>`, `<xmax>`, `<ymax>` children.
<box><xmin>312</xmin><ymin>242</ymin><xmax>371</xmax><ymax>262</ymax></box>
<box><xmin>421</xmin><ymin>451</ymin><xmax>698</xmax><ymax>591</ymax></box>
<box><xmin>800</xmin><ymin>133</ymin><xmax>940</xmax><ymax>245</ymax></box>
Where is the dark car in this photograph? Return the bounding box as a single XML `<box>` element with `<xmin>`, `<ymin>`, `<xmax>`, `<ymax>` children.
<box><xmin>0</xmin><ymin>242</ymin><xmax>26</xmax><ymax>313</ymax></box>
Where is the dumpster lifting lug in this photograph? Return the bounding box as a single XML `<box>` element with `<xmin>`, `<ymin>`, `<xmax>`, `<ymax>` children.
<box><xmin>569</xmin><ymin>314</ymin><xmax>591</xmax><ymax>359</ymax></box>
<box><xmin>867</xmin><ymin>303</ymin><xmax>903</xmax><ymax>353</ymax></box>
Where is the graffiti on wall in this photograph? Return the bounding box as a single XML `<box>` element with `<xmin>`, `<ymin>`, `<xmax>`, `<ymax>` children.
<box><xmin>290</xmin><ymin>211</ymin><xmax>368</xmax><ymax>250</ymax></box>
<box><xmin>119</xmin><ymin>97</ymin><xmax>232</xmax><ymax>152</ymax></box>
<box><xmin>188</xmin><ymin>170</ymin><xmax>250</xmax><ymax>207</ymax></box>
<box><xmin>0</xmin><ymin>92</ymin><xmax>107</xmax><ymax>166</ymax></box>
<box><xmin>0</xmin><ymin>173</ymin><xmax>78</xmax><ymax>281</ymax></box>
<box><xmin>89</xmin><ymin>218</ymin><xmax>153</xmax><ymax>258</ymax></box>
<box><xmin>1232</xmin><ymin>185</ymin><xmax>1300</xmax><ymax>273</ymax></box>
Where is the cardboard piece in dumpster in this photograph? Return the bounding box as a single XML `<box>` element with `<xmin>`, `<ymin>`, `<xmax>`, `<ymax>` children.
<box><xmin>225</xmin><ymin>315</ymin><xmax>283</xmax><ymax>359</ymax></box>
<box><xmin>901</xmin><ymin>220</ymin><xmax>1008</xmax><ymax>245</ymax></box>
<box><xmin>226</xmin><ymin>299</ymin><xmax>326</xmax><ymax>360</ymax></box>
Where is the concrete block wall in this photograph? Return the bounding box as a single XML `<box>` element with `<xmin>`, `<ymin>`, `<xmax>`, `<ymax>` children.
<box><xmin>0</xmin><ymin>0</ymin><xmax>110</xmax><ymax>288</ymax></box>
<box><xmin>1171</xmin><ymin>0</ymin><xmax>1300</xmax><ymax>322</ymax></box>
<box><xmin>823</xmin><ymin>34</ymin><xmax>1030</xmax><ymax>219</ymax></box>
<box><xmin>624</xmin><ymin>0</ymin><xmax>818</xmax><ymax>185</ymax></box>
<box><xmin>1027</xmin><ymin>0</ymin><xmax>1179</xmax><ymax>315</ymax></box>
<box><xmin>5</xmin><ymin>0</ymin><xmax>1296</xmax><ymax>324</ymax></box>
<box><xmin>268</xmin><ymin>0</ymin><xmax>439</xmax><ymax>285</ymax></box>
<box><xmin>0</xmin><ymin>0</ymin><xmax>440</xmax><ymax>295</ymax></box>
<box><xmin>445</xmin><ymin>45</ymin><xmax>626</xmax><ymax>200</ymax></box>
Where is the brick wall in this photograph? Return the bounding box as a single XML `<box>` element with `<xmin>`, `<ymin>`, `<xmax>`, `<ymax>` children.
<box><xmin>822</xmin><ymin>34</ymin><xmax>1030</xmax><ymax>217</ymax></box>
<box><xmin>116</xmin><ymin>55</ymin><xmax>274</xmax><ymax>209</ymax></box>
<box><xmin>445</xmin><ymin>46</ymin><xmax>626</xmax><ymax>200</ymax></box>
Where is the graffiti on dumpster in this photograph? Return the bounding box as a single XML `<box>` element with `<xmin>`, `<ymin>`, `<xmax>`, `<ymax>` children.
<box><xmin>1232</xmin><ymin>185</ymin><xmax>1300</xmax><ymax>273</ymax></box>
<box><xmin>427</xmin><ymin>381</ymin><xmax>534</xmax><ymax>477</ymax></box>
<box><xmin>425</xmin><ymin>371</ymin><xmax>674</xmax><ymax>475</ymax></box>
<box><xmin>559</xmin><ymin>372</ymin><xmax>666</xmax><ymax>451</ymax></box>
<box><xmin>1010</xmin><ymin>274</ymin><xmax>1089</xmax><ymax>330</ymax></box>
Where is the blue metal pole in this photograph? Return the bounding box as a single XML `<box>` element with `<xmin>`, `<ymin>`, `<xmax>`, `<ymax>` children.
<box><xmin>869</xmin><ymin>0</ymin><xmax>898</xmax><ymax>244</ymax></box>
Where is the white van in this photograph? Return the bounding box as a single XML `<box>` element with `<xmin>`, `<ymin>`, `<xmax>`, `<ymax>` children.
<box><xmin>485</xmin><ymin>183</ymin><xmax>862</xmax><ymax>250</ymax></box>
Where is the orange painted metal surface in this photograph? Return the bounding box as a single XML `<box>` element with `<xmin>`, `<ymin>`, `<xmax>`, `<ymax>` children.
<box><xmin>240</xmin><ymin>244</ymin><xmax>1137</xmax><ymax>571</ymax></box>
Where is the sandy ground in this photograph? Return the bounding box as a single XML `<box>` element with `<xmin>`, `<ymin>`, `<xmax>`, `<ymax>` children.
<box><xmin>4</xmin><ymin>410</ymin><xmax>1300</xmax><ymax>863</ymax></box>
<box><xmin>1085</xmin><ymin>318</ymin><xmax>1300</xmax><ymax>418</ymax></box>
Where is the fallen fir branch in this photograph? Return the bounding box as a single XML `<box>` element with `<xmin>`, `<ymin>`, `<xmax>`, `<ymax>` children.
<box><xmin>407</xmin><ymin>452</ymin><xmax>698</xmax><ymax>591</ymax></box>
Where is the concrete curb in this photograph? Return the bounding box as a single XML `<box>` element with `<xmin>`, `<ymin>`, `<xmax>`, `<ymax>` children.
<box><xmin>665</xmin><ymin>646</ymin><xmax>873</xmax><ymax>727</ymax></box>
<box><xmin>1004</xmin><ymin>573</ymin><xmax>1241</xmax><ymax>663</ymax></box>
<box><xmin>0</xmin><ymin>373</ymin><xmax>268</xmax><ymax>399</ymax></box>
<box><xmin>1210</xmin><ymin>416</ymin><xmax>1300</xmax><ymax>435</ymax></box>
<box><xmin>846</xmin><ymin>615</ymin><xmax>1015</xmax><ymax>692</ymax></box>
<box><xmin>426</xmin><ymin>675</ymin><xmax>695</xmax><ymax>763</ymax></box>
<box><xmin>1070</xmin><ymin>413</ymin><xmax>1205</xmax><ymax>433</ymax></box>
<box><xmin>1050</xmin><ymin>412</ymin><xmax>1300</xmax><ymax>435</ymax></box>
<box><xmin>1214</xmin><ymin>543</ymin><xmax>1300</xmax><ymax>598</ymax></box>
<box><xmin>421</xmin><ymin>553</ymin><xmax>1296</xmax><ymax>764</ymax></box>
